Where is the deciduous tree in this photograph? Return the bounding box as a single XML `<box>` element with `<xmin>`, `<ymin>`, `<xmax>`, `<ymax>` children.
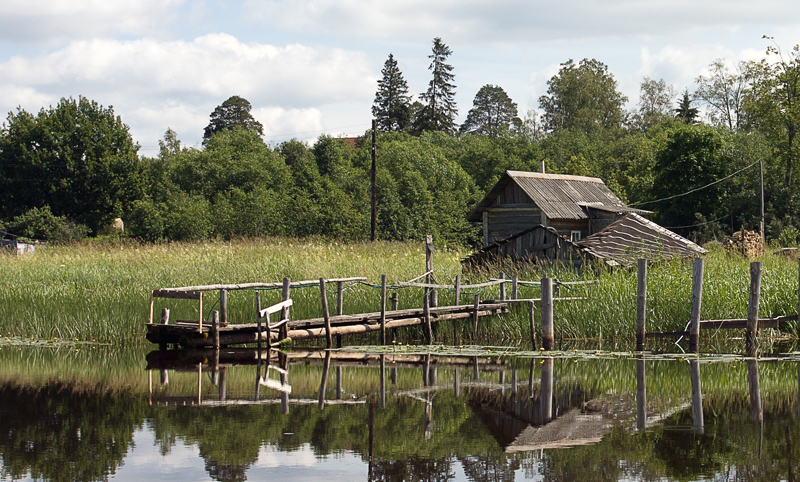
<box><xmin>538</xmin><ymin>58</ymin><xmax>627</xmax><ymax>135</ymax></box>
<box><xmin>695</xmin><ymin>59</ymin><xmax>750</xmax><ymax>130</ymax></box>
<box><xmin>203</xmin><ymin>96</ymin><xmax>264</xmax><ymax>143</ymax></box>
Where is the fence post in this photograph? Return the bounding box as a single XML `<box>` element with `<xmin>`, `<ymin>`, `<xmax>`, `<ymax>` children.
<box><xmin>636</xmin><ymin>259</ymin><xmax>647</xmax><ymax>351</ymax></box>
<box><xmin>390</xmin><ymin>291</ymin><xmax>398</xmax><ymax>311</ymax></box>
<box><xmin>512</xmin><ymin>275</ymin><xmax>519</xmax><ymax>300</ymax></box>
<box><xmin>220</xmin><ymin>289</ymin><xmax>228</xmax><ymax>327</ymax></box>
<box><xmin>380</xmin><ymin>274</ymin><xmax>387</xmax><ymax>345</ymax></box>
<box><xmin>281</xmin><ymin>277</ymin><xmax>290</xmax><ymax>341</ymax></box>
<box><xmin>747</xmin><ymin>261</ymin><xmax>762</xmax><ymax>353</ymax></box>
<box><xmin>499</xmin><ymin>272</ymin><xmax>506</xmax><ymax>301</ymax></box>
<box><xmin>541</xmin><ymin>277</ymin><xmax>554</xmax><ymax>350</ymax></box>
<box><xmin>320</xmin><ymin>279</ymin><xmax>332</xmax><ymax>348</ymax></box>
<box><xmin>454</xmin><ymin>275</ymin><xmax>461</xmax><ymax>306</ymax></box>
<box><xmin>528</xmin><ymin>301</ymin><xmax>537</xmax><ymax>349</ymax></box>
<box><xmin>472</xmin><ymin>294</ymin><xmax>480</xmax><ymax>341</ymax></box>
<box><xmin>689</xmin><ymin>257</ymin><xmax>705</xmax><ymax>353</ymax></box>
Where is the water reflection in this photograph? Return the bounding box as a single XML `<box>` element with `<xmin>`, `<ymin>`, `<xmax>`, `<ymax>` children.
<box><xmin>1</xmin><ymin>346</ymin><xmax>799</xmax><ymax>481</ymax></box>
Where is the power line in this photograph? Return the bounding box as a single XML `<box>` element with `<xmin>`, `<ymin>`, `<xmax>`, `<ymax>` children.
<box><xmin>664</xmin><ymin>214</ymin><xmax>730</xmax><ymax>230</ymax></box>
<box><xmin>630</xmin><ymin>161</ymin><xmax>759</xmax><ymax>207</ymax></box>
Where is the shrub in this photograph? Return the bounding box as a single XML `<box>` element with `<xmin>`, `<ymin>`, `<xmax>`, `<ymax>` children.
<box><xmin>7</xmin><ymin>206</ymin><xmax>89</xmax><ymax>243</ymax></box>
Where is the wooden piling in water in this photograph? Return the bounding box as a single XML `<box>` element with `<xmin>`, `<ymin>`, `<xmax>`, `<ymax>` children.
<box><xmin>636</xmin><ymin>355</ymin><xmax>646</xmax><ymax>431</ymax></box>
<box><xmin>390</xmin><ymin>292</ymin><xmax>398</xmax><ymax>311</ymax></box>
<box><xmin>636</xmin><ymin>259</ymin><xmax>647</xmax><ymax>351</ymax></box>
<box><xmin>690</xmin><ymin>358</ymin><xmax>704</xmax><ymax>434</ymax></box>
<box><xmin>689</xmin><ymin>258</ymin><xmax>705</xmax><ymax>353</ymax></box>
<box><xmin>220</xmin><ymin>289</ymin><xmax>228</xmax><ymax>326</ymax></box>
<box><xmin>454</xmin><ymin>275</ymin><xmax>461</xmax><ymax>306</ymax></box>
<box><xmin>747</xmin><ymin>359</ymin><xmax>763</xmax><ymax>422</ymax></box>
<box><xmin>423</xmin><ymin>291</ymin><xmax>433</xmax><ymax>344</ymax></box>
<box><xmin>281</xmin><ymin>278</ymin><xmax>291</xmax><ymax>340</ymax></box>
<box><xmin>528</xmin><ymin>301</ymin><xmax>537</xmax><ymax>349</ymax></box>
<box><xmin>499</xmin><ymin>272</ymin><xmax>506</xmax><ymax>301</ymax></box>
<box><xmin>320</xmin><ymin>279</ymin><xmax>333</xmax><ymax>348</ymax></box>
<box><xmin>161</xmin><ymin>308</ymin><xmax>170</xmax><ymax>325</ymax></box>
<box><xmin>472</xmin><ymin>294</ymin><xmax>480</xmax><ymax>341</ymax></box>
<box><xmin>335</xmin><ymin>280</ymin><xmax>343</xmax><ymax>348</ymax></box>
<box><xmin>212</xmin><ymin>310</ymin><xmax>220</xmax><ymax>350</ymax></box>
<box><xmin>541</xmin><ymin>277</ymin><xmax>554</xmax><ymax>350</ymax></box>
<box><xmin>747</xmin><ymin>262</ymin><xmax>762</xmax><ymax>352</ymax></box>
<box><xmin>380</xmin><ymin>274</ymin><xmax>387</xmax><ymax>345</ymax></box>
<box><xmin>255</xmin><ymin>292</ymin><xmax>263</xmax><ymax>349</ymax></box>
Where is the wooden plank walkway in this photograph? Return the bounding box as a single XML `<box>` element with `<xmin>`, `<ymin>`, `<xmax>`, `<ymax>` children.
<box><xmin>146</xmin><ymin>302</ymin><xmax>509</xmax><ymax>348</ymax></box>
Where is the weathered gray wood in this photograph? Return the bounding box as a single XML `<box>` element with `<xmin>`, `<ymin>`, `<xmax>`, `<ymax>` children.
<box><xmin>423</xmin><ymin>292</ymin><xmax>432</xmax><ymax>344</ymax></box>
<box><xmin>152</xmin><ymin>289</ymin><xmax>202</xmax><ymax>300</ymax></box>
<box><xmin>636</xmin><ymin>259</ymin><xmax>647</xmax><ymax>351</ymax></box>
<box><xmin>425</xmin><ymin>234</ymin><xmax>435</xmax><ymax>306</ymax></box>
<box><xmin>541</xmin><ymin>277</ymin><xmax>554</xmax><ymax>350</ymax></box>
<box><xmin>390</xmin><ymin>292</ymin><xmax>398</xmax><ymax>311</ymax></box>
<box><xmin>499</xmin><ymin>272</ymin><xmax>507</xmax><ymax>300</ymax></box>
<box><xmin>380</xmin><ymin>274</ymin><xmax>387</xmax><ymax>345</ymax></box>
<box><xmin>318</xmin><ymin>352</ymin><xmax>331</xmax><ymax>410</ymax></box>
<box><xmin>431</xmin><ymin>289</ymin><xmax>438</xmax><ymax>308</ymax></box>
<box><xmin>212</xmin><ymin>310</ymin><xmax>220</xmax><ymax>350</ymax></box>
<box><xmin>220</xmin><ymin>289</ymin><xmax>228</xmax><ymax>326</ymax></box>
<box><xmin>690</xmin><ymin>359</ymin><xmax>704</xmax><ymax>434</ymax></box>
<box><xmin>689</xmin><ymin>257</ymin><xmax>704</xmax><ymax>352</ymax></box>
<box><xmin>380</xmin><ymin>355</ymin><xmax>386</xmax><ymax>409</ymax></box>
<box><xmin>336</xmin><ymin>281</ymin><xmax>344</xmax><ymax>316</ymax></box>
<box><xmin>747</xmin><ymin>262</ymin><xmax>762</xmax><ymax>351</ymax></box>
<box><xmin>454</xmin><ymin>275</ymin><xmax>461</xmax><ymax>306</ymax></box>
<box><xmin>512</xmin><ymin>275</ymin><xmax>518</xmax><ymax>300</ymax></box>
<box><xmin>336</xmin><ymin>366</ymin><xmax>343</xmax><ymax>400</ymax></box>
<box><xmin>528</xmin><ymin>301</ymin><xmax>536</xmax><ymax>349</ymax></box>
<box><xmin>258</xmin><ymin>299</ymin><xmax>294</xmax><ymax>318</ymax></box>
<box><xmin>320</xmin><ymin>279</ymin><xmax>332</xmax><ymax>348</ymax></box>
<box><xmin>255</xmin><ymin>292</ymin><xmax>263</xmax><ymax>348</ymax></box>
<box><xmin>473</xmin><ymin>295</ymin><xmax>480</xmax><ymax>340</ymax></box>
<box><xmin>161</xmin><ymin>308</ymin><xmax>170</xmax><ymax>325</ymax></box>
<box><xmin>281</xmin><ymin>277</ymin><xmax>291</xmax><ymax>340</ymax></box>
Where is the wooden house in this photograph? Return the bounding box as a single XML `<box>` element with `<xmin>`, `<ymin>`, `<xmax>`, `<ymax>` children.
<box><xmin>465</xmin><ymin>170</ymin><xmax>705</xmax><ymax>266</ymax></box>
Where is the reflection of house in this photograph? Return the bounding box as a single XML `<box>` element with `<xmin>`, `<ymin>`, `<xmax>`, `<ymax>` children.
<box><xmin>465</xmin><ymin>171</ymin><xmax>705</xmax><ymax>267</ymax></box>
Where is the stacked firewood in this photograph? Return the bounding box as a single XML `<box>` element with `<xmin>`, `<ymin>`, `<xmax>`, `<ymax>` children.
<box><xmin>726</xmin><ymin>230</ymin><xmax>764</xmax><ymax>258</ymax></box>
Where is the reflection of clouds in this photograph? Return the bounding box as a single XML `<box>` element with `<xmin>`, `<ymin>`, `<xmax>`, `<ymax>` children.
<box><xmin>111</xmin><ymin>427</ymin><xmax>209</xmax><ymax>481</ymax></box>
<box><xmin>254</xmin><ymin>443</ymin><xmax>320</xmax><ymax>468</ymax></box>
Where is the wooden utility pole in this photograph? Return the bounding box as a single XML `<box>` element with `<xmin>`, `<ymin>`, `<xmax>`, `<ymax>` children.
<box><xmin>371</xmin><ymin>119</ymin><xmax>377</xmax><ymax>242</ymax></box>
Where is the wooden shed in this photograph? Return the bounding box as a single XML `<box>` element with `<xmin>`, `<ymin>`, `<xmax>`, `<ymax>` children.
<box><xmin>467</xmin><ymin>170</ymin><xmax>650</xmax><ymax>247</ymax></box>
<box><xmin>464</xmin><ymin>171</ymin><xmax>704</xmax><ymax>267</ymax></box>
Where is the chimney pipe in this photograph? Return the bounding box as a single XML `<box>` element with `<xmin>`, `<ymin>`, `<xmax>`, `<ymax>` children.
<box><xmin>540</xmin><ymin>159</ymin><xmax>546</xmax><ymax>174</ymax></box>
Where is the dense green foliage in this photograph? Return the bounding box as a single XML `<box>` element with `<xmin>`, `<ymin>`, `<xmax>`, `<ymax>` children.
<box><xmin>5</xmin><ymin>40</ymin><xmax>800</xmax><ymax>245</ymax></box>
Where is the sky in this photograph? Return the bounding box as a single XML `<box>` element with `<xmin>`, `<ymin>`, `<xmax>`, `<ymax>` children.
<box><xmin>2</xmin><ymin>1</ymin><xmax>800</xmax><ymax>157</ymax></box>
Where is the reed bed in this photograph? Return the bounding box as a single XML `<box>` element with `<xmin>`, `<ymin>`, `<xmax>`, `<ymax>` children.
<box><xmin>3</xmin><ymin>238</ymin><xmax>799</xmax><ymax>347</ymax></box>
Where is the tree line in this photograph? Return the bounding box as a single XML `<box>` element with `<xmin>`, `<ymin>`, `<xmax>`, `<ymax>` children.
<box><xmin>2</xmin><ymin>37</ymin><xmax>800</xmax><ymax>247</ymax></box>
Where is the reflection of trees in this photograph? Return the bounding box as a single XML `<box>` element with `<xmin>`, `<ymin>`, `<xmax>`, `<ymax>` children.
<box><xmin>371</xmin><ymin>456</ymin><xmax>455</xmax><ymax>482</ymax></box>
<box><xmin>0</xmin><ymin>383</ymin><xmax>145</xmax><ymax>482</ymax></box>
<box><xmin>460</xmin><ymin>453</ymin><xmax>520</xmax><ymax>482</ymax></box>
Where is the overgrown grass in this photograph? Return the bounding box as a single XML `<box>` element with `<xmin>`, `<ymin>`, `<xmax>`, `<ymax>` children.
<box><xmin>2</xmin><ymin>238</ymin><xmax>799</xmax><ymax>348</ymax></box>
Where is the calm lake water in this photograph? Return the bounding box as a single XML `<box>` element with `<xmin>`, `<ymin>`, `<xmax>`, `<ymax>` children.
<box><xmin>1</xmin><ymin>343</ymin><xmax>799</xmax><ymax>481</ymax></box>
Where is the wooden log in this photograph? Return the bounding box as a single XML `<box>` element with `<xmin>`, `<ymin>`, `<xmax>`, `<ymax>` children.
<box><xmin>689</xmin><ymin>257</ymin><xmax>705</xmax><ymax>352</ymax></box>
<box><xmin>220</xmin><ymin>289</ymin><xmax>228</xmax><ymax>326</ymax></box>
<box><xmin>454</xmin><ymin>275</ymin><xmax>461</xmax><ymax>306</ymax></box>
<box><xmin>423</xmin><ymin>291</ymin><xmax>433</xmax><ymax>344</ymax></box>
<box><xmin>258</xmin><ymin>299</ymin><xmax>294</xmax><ymax>317</ymax></box>
<box><xmin>281</xmin><ymin>277</ymin><xmax>291</xmax><ymax>340</ymax></box>
<box><xmin>430</xmin><ymin>289</ymin><xmax>438</xmax><ymax>308</ymax></box>
<box><xmin>473</xmin><ymin>295</ymin><xmax>480</xmax><ymax>341</ymax></box>
<box><xmin>152</xmin><ymin>289</ymin><xmax>202</xmax><ymax>300</ymax></box>
<box><xmin>541</xmin><ymin>277</ymin><xmax>554</xmax><ymax>350</ymax></box>
<box><xmin>636</xmin><ymin>259</ymin><xmax>647</xmax><ymax>351</ymax></box>
<box><xmin>198</xmin><ymin>292</ymin><xmax>203</xmax><ymax>334</ymax></box>
<box><xmin>512</xmin><ymin>275</ymin><xmax>518</xmax><ymax>300</ymax></box>
<box><xmin>380</xmin><ymin>274</ymin><xmax>387</xmax><ymax>345</ymax></box>
<box><xmin>255</xmin><ymin>292</ymin><xmax>263</xmax><ymax>349</ymax></box>
<box><xmin>336</xmin><ymin>281</ymin><xmax>344</xmax><ymax>316</ymax></box>
<box><xmin>320</xmin><ymin>279</ymin><xmax>332</xmax><ymax>348</ymax></box>
<box><xmin>499</xmin><ymin>272</ymin><xmax>506</xmax><ymax>301</ymax></box>
<box><xmin>528</xmin><ymin>301</ymin><xmax>536</xmax><ymax>349</ymax></box>
<box><xmin>212</xmin><ymin>310</ymin><xmax>220</xmax><ymax>350</ymax></box>
<box><xmin>747</xmin><ymin>261</ymin><xmax>762</xmax><ymax>352</ymax></box>
<box><xmin>157</xmin><ymin>278</ymin><xmax>367</xmax><ymax>293</ymax></box>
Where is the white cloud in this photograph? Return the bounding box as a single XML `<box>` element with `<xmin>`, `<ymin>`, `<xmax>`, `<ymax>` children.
<box><xmin>0</xmin><ymin>0</ymin><xmax>184</xmax><ymax>45</ymax></box>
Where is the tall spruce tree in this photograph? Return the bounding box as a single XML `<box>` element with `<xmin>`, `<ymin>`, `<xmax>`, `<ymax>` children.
<box><xmin>413</xmin><ymin>37</ymin><xmax>458</xmax><ymax>135</ymax></box>
<box><xmin>675</xmin><ymin>89</ymin><xmax>699</xmax><ymax>124</ymax></box>
<box><xmin>460</xmin><ymin>84</ymin><xmax>520</xmax><ymax>136</ymax></box>
<box><xmin>372</xmin><ymin>54</ymin><xmax>411</xmax><ymax>132</ymax></box>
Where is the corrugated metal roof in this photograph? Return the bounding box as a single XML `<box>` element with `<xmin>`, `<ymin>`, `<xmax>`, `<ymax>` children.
<box><xmin>576</xmin><ymin>213</ymin><xmax>706</xmax><ymax>266</ymax></box>
<box><xmin>468</xmin><ymin>170</ymin><xmax>633</xmax><ymax>221</ymax></box>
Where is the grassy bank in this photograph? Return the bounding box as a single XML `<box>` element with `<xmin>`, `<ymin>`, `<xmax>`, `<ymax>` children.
<box><xmin>2</xmin><ymin>238</ymin><xmax>799</xmax><ymax>347</ymax></box>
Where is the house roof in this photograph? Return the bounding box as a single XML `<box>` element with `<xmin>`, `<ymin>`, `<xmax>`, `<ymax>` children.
<box><xmin>468</xmin><ymin>170</ymin><xmax>648</xmax><ymax>221</ymax></box>
<box><xmin>576</xmin><ymin>213</ymin><xmax>706</xmax><ymax>266</ymax></box>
